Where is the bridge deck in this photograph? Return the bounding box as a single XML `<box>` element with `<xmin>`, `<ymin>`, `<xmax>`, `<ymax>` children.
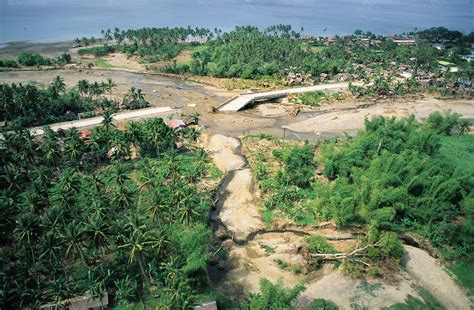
<box><xmin>217</xmin><ymin>82</ymin><xmax>353</xmax><ymax>112</ymax></box>
<box><xmin>29</xmin><ymin>107</ymin><xmax>175</xmax><ymax>136</ymax></box>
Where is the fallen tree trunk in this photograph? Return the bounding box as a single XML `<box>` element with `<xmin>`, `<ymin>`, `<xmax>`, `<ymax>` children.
<box><xmin>309</xmin><ymin>240</ymin><xmax>382</xmax><ymax>261</ymax></box>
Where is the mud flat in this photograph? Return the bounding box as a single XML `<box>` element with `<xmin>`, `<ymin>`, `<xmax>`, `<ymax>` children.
<box><xmin>284</xmin><ymin>97</ymin><xmax>474</xmax><ymax>135</ymax></box>
<box><xmin>0</xmin><ymin>40</ymin><xmax>74</xmax><ymax>59</ymax></box>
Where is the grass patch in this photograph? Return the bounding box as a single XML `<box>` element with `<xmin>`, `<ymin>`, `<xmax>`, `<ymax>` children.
<box><xmin>290</xmin><ymin>264</ymin><xmax>304</xmax><ymax>275</ymax></box>
<box><xmin>262</xmin><ymin>209</ymin><xmax>274</xmax><ymax>227</ymax></box>
<box><xmin>449</xmin><ymin>259</ymin><xmax>474</xmax><ymax>295</ymax></box>
<box><xmin>290</xmin><ymin>90</ymin><xmax>327</xmax><ymax>107</ymax></box>
<box><xmin>274</xmin><ymin>259</ymin><xmax>290</xmax><ymax>270</ymax></box>
<box><xmin>96</xmin><ymin>58</ymin><xmax>115</xmax><ymax>69</ymax></box>
<box><xmin>307</xmin><ymin>236</ymin><xmax>337</xmax><ymax>254</ymax></box>
<box><xmin>209</xmin><ymin>165</ymin><xmax>224</xmax><ymax>180</ymax></box>
<box><xmin>259</xmin><ymin>243</ymin><xmax>276</xmax><ymax>256</ymax></box>
<box><xmin>95</xmin><ymin>58</ymin><xmax>130</xmax><ymax>70</ymax></box>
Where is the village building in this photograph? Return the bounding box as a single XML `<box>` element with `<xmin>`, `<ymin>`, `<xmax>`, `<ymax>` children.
<box><xmin>40</xmin><ymin>293</ymin><xmax>108</xmax><ymax>310</ymax></box>
<box><xmin>166</xmin><ymin>119</ymin><xmax>187</xmax><ymax>130</ymax></box>
<box><xmin>79</xmin><ymin>129</ymin><xmax>92</xmax><ymax>139</ymax></box>
<box><xmin>462</xmin><ymin>54</ymin><xmax>474</xmax><ymax>63</ymax></box>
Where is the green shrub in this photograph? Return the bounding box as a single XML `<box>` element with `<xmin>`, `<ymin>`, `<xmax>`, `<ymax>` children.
<box><xmin>17</xmin><ymin>52</ymin><xmax>51</xmax><ymax>66</ymax></box>
<box><xmin>307</xmin><ymin>236</ymin><xmax>337</xmax><ymax>254</ymax></box>
<box><xmin>273</xmin><ymin>144</ymin><xmax>315</xmax><ymax>188</ymax></box>
<box><xmin>0</xmin><ymin>59</ymin><xmax>18</xmax><ymax>68</ymax></box>
<box><xmin>242</xmin><ymin>278</ymin><xmax>305</xmax><ymax>310</ymax></box>
<box><xmin>274</xmin><ymin>259</ymin><xmax>289</xmax><ymax>270</ymax></box>
<box><xmin>78</xmin><ymin>45</ymin><xmax>118</xmax><ymax>57</ymax></box>
<box><xmin>312</xmin><ymin>298</ymin><xmax>339</xmax><ymax>310</ymax></box>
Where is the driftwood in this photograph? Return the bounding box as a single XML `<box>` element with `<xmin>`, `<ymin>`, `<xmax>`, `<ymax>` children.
<box><xmin>309</xmin><ymin>239</ymin><xmax>382</xmax><ymax>264</ymax></box>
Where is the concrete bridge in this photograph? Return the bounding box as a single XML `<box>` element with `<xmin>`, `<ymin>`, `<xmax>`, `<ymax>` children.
<box><xmin>217</xmin><ymin>82</ymin><xmax>354</xmax><ymax>112</ymax></box>
<box><xmin>29</xmin><ymin>106</ymin><xmax>176</xmax><ymax>136</ymax></box>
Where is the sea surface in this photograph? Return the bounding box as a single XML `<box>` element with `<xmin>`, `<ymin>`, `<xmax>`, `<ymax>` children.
<box><xmin>0</xmin><ymin>0</ymin><xmax>473</xmax><ymax>43</ymax></box>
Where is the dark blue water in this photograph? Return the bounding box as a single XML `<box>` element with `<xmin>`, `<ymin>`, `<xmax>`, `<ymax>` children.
<box><xmin>1</xmin><ymin>0</ymin><xmax>473</xmax><ymax>43</ymax></box>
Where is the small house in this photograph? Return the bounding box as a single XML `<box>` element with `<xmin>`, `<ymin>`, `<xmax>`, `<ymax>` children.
<box><xmin>166</xmin><ymin>119</ymin><xmax>187</xmax><ymax>130</ymax></box>
<box><xmin>195</xmin><ymin>300</ymin><xmax>218</xmax><ymax>310</ymax></box>
<box><xmin>79</xmin><ymin>130</ymin><xmax>92</xmax><ymax>140</ymax></box>
<box><xmin>462</xmin><ymin>54</ymin><xmax>474</xmax><ymax>63</ymax></box>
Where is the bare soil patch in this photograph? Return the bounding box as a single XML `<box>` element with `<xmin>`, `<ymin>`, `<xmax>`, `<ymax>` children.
<box><xmin>220</xmin><ymin>232</ymin><xmax>307</xmax><ymax>295</ymax></box>
<box><xmin>285</xmin><ymin>97</ymin><xmax>474</xmax><ymax>135</ymax></box>
<box><xmin>402</xmin><ymin>245</ymin><xmax>471</xmax><ymax>309</ymax></box>
<box><xmin>102</xmin><ymin>53</ymin><xmax>145</xmax><ymax>72</ymax></box>
<box><xmin>203</xmin><ymin>134</ymin><xmax>245</xmax><ymax>172</ymax></box>
<box><xmin>218</xmin><ymin>169</ymin><xmax>264</xmax><ymax>242</ymax></box>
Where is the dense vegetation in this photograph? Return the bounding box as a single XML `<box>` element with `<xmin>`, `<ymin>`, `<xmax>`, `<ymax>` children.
<box><xmin>246</xmin><ymin>112</ymin><xmax>473</xmax><ymax>274</ymax></box>
<box><xmin>82</xmin><ymin>25</ymin><xmax>473</xmax><ymax>98</ymax></box>
<box><xmin>0</xmin><ymin>114</ymin><xmax>225</xmax><ymax>308</ymax></box>
<box><xmin>182</xmin><ymin>25</ymin><xmax>308</xmax><ymax>78</ymax></box>
<box><xmin>79</xmin><ymin>27</ymin><xmax>212</xmax><ymax>62</ymax></box>
<box><xmin>0</xmin><ymin>52</ymin><xmax>71</xmax><ymax>68</ymax></box>
<box><xmin>0</xmin><ymin>76</ymin><xmax>148</xmax><ymax>129</ymax></box>
<box><xmin>172</xmin><ymin>26</ymin><xmax>473</xmax><ymax>84</ymax></box>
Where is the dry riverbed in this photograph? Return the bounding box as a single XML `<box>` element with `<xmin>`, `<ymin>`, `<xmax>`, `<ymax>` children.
<box><xmin>203</xmin><ymin>132</ymin><xmax>472</xmax><ymax>309</ymax></box>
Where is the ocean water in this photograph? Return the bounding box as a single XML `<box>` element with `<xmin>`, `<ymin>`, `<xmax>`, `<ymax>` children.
<box><xmin>0</xmin><ymin>0</ymin><xmax>473</xmax><ymax>43</ymax></box>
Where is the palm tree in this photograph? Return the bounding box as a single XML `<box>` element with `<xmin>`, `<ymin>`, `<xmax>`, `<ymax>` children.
<box><xmin>123</xmin><ymin>87</ymin><xmax>148</xmax><ymax>110</ymax></box>
<box><xmin>185</xmin><ymin>127</ymin><xmax>201</xmax><ymax>143</ymax></box>
<box><xmin>83</xmin><ymin>215</ymin><xmax>110</xmax><ymax>255</ymax></box>
<box><xmin>40</xmin><ymin>205</ymin><xmax>64</xmax><ymax>236</ymax></box>
<box><xmin>112</xmin><ymin>186</ymin><xmax>135</xmax><ymax>211</ymax></box>
<box><xmin>104</xmin><ymin>78</ymin><xmax>117</xmax><ymax>100</ymax></box>
<box><xmin>60</xmin><ymin>221</ymin><xmax>86</xmax><ymax>264</ymax></box>
<box><xmin>118</xmin><ymin>228</ymin><xmax>158</xmax><ymax>287</ymax></box>
<box><xmin>77</xmin><ymin>79</ymin><xmax>89</xmax><ymax>98</ymax></box>
<box><xmin>195</xmin><ymin>147</ymin><xmax>210</xmax><ymax>178</ymax></box>
<box><xmin>38</xmin><ymin>232</ymin><xmax>62</xmax><ymax>267</ymax></box>
<box><xmin>110</xmin><ymin>134</ymin><xmax>130</xmax><ymax>162</ymax></box>
<box><xmin>190</xmin><ymin>112</ymin><xmax>200</xmax><ymax>125</ymax></box>
<box><xmin>50</xmin><ymin>76</ymin><xmax>66</xmax><ymax>99</ymax></box>
<box><xmin>13</xmin><ymin>213</ymin><xmax>39</xmax><ymax>266</ymax></box>
<box><xmin>41</xmin><ymin>126</ymin><xmax>61</xmax><ymax>167</ymax></box>
<box><xmin>101</xmin><ymin>110</ymin><xmax>115</xmax><ymax>131</ymax></box>
<box><xmin>90</xmin><ymin>82</ymin><xmax>104</xmax><ymax>100</ymax></box>
<box><xmin>90</xmin><ymin>278</ymin><xmax>107</xmax><ymax>309</ymax></box>
<box><xmin>161</xmin><ymin>258</ymin><xmax>193</xmax><ymax>308</ymax></box>
<box><xmin>114</xmin><ymin>276</ymin><xmax>137</xmax><ymax>303</ymax></box>
<box><xmin>124</xmin><ymin>121</ymin><xmax>143</xmax><ymax>157</ymax></box>
<box><xmin>64</xmin><ymin>128</ymin><xmax>84</xmax><ymax>165</ymax></box>
<box><xmin>87</xmin><ymin>131</ymin><xmax>107</xmax><ymax>165</ymax></box>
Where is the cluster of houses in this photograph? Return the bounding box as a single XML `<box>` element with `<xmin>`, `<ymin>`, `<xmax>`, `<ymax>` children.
<box><xmin>304</xmin><ymin>34</ymin><xmax>417</xmax><ymax>47</ymax></box>
<box><xmin>305</xmin><ymin>33</ymin><xmax>474</xmax><ymax>58</ymax></box>
<box><xmin>297</xmin><ymin>33</ymin><xmax>473</xmax><ymax>93</ymax></box>
<box><xmin>284</xmin><ymin>72</ymin><xmax>315</xmax><ymax>85</ymax></box>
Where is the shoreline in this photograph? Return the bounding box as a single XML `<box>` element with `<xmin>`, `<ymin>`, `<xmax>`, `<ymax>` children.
<box><xmin>0</xmin><ymin>40</ymin><xmax>75</xmax><ymax>59</ymax></box>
